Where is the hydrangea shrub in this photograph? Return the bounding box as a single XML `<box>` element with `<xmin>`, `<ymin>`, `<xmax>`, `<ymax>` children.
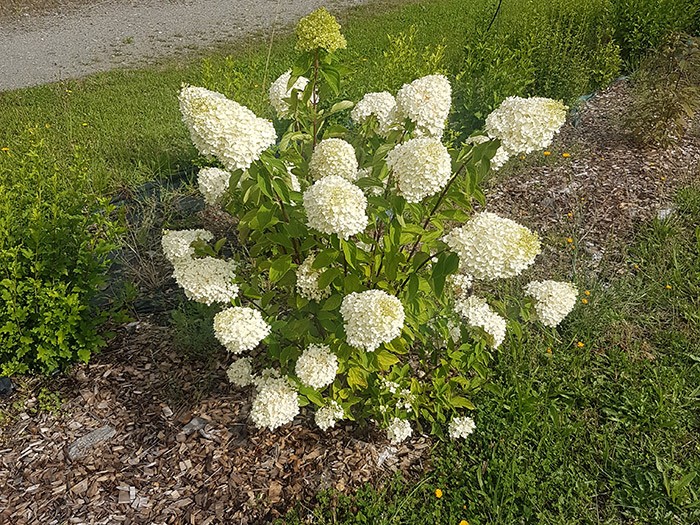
<box><xmin>163</xmin><ymin>8</ymin><xmax>577</xmax><ymax>441</ymax></box>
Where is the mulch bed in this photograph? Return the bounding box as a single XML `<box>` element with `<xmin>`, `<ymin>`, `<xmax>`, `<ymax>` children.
<box><xmin>1</xmin><ymin>78</ymin><xmax>699</xmax><ymax>524</ymax></box>
<box><xmin>0</xmin><ymin>321</ymin><xmax>430</xmax><ymax>524</ymax></box>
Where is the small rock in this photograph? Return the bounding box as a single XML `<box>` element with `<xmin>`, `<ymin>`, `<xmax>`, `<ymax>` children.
<box><xmin>182</xmin><ymin>416</ymin><xmax>209</xmax><ymax>436</ymax></box>
<box><xmin>67</xmin><ymin>425</ymin><xmax>117</xmax><ymax>460</ymax></box>
<box><xmin>0</xmin><ymin>377</ymin><xmax>14</xmax><ymax>397</ymax></box>
<box><xmin>656</xmin><ymin>206</ymin><xmax>675</xmax><ymax>220</ymax></box>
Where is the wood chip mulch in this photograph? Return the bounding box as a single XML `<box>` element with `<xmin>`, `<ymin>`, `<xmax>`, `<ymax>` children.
<box><xmin>486</xmin><ymin>79</ymin><xmax>700</xmax><ymax>276</ymax></box>
<box><xmin>0</xmin><ymin>321</ymin><xmax>430</xmax><ymax>524</ymax></box>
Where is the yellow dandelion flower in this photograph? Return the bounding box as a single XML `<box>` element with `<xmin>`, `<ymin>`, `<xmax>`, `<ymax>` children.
<box><xmin>581</xmin><ymin>298</ymin><xmax>588</xmax><ymax>304</ymax></box>
<box><xmin>546</xmin><ymin>347</ymin><xmax>552</xmax><ymax>355</ymax></box>
<box><xmin>562</xmin><ymin>152</ymin><xmax>571</xmax><ymax>158</ymax></box>
<box><xmin>543</xmin><ymin>151</ymin><xmax>551</xmax><ymax>156</ymax></box>
<box><xmin>81</xmin><ymin>122</ymin><xmax>88</xmax><ymax>127</ymax></box>
<box><xmin>566</xmin><ymin>237</ymin><xmax>574</xmax><ymax>244</ymax></box>
<box><xmin>665</xmin><ymin>284</ymin><xmax>672</xmax><ymax>290</ymax></box>
<box><xmin>435</xmin><ymin>488</ymin><xmax>443</xmax><ymax>498</ymax></box>
<box><xmin>460</xmin><ymin>521</ymin><xmax>470</xmax><ymax>525</ymax></box>
<box><xmin>1</xmin><ymin>147</ymin><xmax>9</xmax><ymax>152</ymax></box>
<box><xmin>584</xmin><ymin>290</ymin><xmax>590</xmax><ymax>296</ymax></box>
<box><xmin>577</xmin><ymin>341</ymin><xmax>585</xmax><ymax>348</ymax></box>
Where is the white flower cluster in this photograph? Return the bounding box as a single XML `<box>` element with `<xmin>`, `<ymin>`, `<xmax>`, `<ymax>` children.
<box><xmin>162</xmin><ymin>229</ymin><xmax>213</xmax><ymax>262</ymax></box>
<box><xmin>295</xmin><ymin>344</ymin><xmax>338</xmax><ymax>389</ymax></box>
<box><xmin>485</xmin><ymin>96</ymin><xmax>567</xmax><ymax>160</ymax></box>
<box><xmin>351</xmin><ymin>91</ymin><xmax>398</xmax><ymax>136</ymax></box>
<box><xmin>213</xmin><ymin>306</ymin><xmax>271</xmax><ymax>353</ymax></box>
<box><xmin>386</xmin><ymin>137</ymin><xmax>452</xmax><ymax>203</ymax></box>
<box><xmin>303</xmin><ymin>175</ymin><xmax>368</xmax><ymax>240</ymax></box>
<box><xmin>448</xmin><ymin>416</ymin><xmax>476</xmax><ymax>440</ymax></box>
<box><xmin>524</xmin><ymin>280</ymin><xmax>578</xmax><ymax>327</ymax></box>
<box><xmin>443</xmin><ymin>212</ymin><xmax>541</xmax><ymax>280</ymax></box>
<box><xmin>250</xmin><ymin>375</ymin><xmax>300</xmax><ymax>431</ymax></box>
<box><xmin>378</xmin><ymin>378</ymin><xmax>415</xmax><ymax>411</ymax></box>
<box><xmin>295</xmin><ymin>254</ymin><xmax>331</xmax><ymax>301</ymax></box>
<box><xmin>197</xmin><ymin>167</ymin><xmax>231</xmax><ymax>206</ymax></box>
<box><xmin>172</xmin><ymin>257</ymin><xmax>239</xmax><ymax>305</ymax></box>
<box><xmin>454</xmin><ymin>296</ymin><xmax>507</xmax><ymax>348</ymax></box>
<box><xmin>448</xmin><ymin>273</ymin><xmax>473</xmax><ymax>300</ymax></box>
<box><xmin>340</xmin><ymin>290</ymin><xmax>404</xmax><ymax>351</ymax></box>
<box><xmin>386</xmin><ymin>417</ymin><xmax>412</xmax><ymax>445</ymax></box>
<box><xmin>309</xmin><ymin>138</ymin><xmax>358</xmax><ymax>182</ymax></box>
<box><xmin>395</xmin><ymin>74</ymin><xmax>451</xmax><ymax>137</ymax></box>
<box><xmin>269</xmin><ymin>70</ymin><xmax>310</xmax><ymax>118</ymax></box>
<box><xmin>315</xmin><ymin>400</ymin><xmax>344</xmax><ymax>431</ymax></box>
<box><xmin>253</xmin><ymin>367</ymin><xmax>282</xmax><ymax>389</ymax></box>
<box><xmin>178</xmin><ymin>85</ymin><xmax>276</xmax><ymax>172</ymax></box>
<box><xmin>226</xmin><ymin>357</ymin><xmax>253</xmax><ymax>387</ymax></box>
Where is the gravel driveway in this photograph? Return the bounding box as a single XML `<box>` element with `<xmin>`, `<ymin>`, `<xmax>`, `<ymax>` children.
<box><xmin>0</xmin><ymin>0</ymin><xmax>370</xmax><ymax>92</ymax></box>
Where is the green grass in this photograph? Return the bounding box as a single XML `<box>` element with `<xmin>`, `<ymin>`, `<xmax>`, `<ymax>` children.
<box><xmin>2</xmin><ymin>0</ymin><xmax>696</xmax><ymax>195</ymax></box>
<box><xmin>284</xmin><ymin>185</ymin><xmax>700</xmax><ymax>523</ymax></box>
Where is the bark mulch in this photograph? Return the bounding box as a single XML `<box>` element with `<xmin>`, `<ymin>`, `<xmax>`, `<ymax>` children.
<box><xmin>1</xmin><ymin>78</ymin><xmax>699</xmax><ymax>524</ymax></box>
<box><xmin>0</xmin><ymin>321</ymin><xmax>430</xmax><ymax>524</ymax></box>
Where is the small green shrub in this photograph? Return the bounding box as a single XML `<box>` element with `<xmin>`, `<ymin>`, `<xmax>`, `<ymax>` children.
<box><xmin>379</xmin><ymin>25</ymin><xmax>447</xmax><ymax>93</ymax></box>
<box><xmin>0</xmin><ymin>140</ymin><xmax>121</xmax><ymax>375</ymax></box>
<box><xmin>625</xmin><ymin>33</ymin><xmax>700</xmax><ymax>147</ymax></box>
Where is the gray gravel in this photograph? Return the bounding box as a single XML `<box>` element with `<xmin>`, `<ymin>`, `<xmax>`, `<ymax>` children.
<box><xmin>0</xmin><ymin>0</ymin><xmax>370</xmax><ymax>92</ymax></box>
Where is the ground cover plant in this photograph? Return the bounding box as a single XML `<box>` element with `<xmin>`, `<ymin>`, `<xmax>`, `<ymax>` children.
<box><xmin>0</xmin><ymin>138</ymin><xmax>120</xmax><ymax>375</ymax></box>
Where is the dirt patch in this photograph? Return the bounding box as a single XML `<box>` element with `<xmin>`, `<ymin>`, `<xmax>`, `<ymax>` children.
<box><xmin>0</xmin><ymin>321</ymin><xmax>430</xmax><ymax>524</ymax></box>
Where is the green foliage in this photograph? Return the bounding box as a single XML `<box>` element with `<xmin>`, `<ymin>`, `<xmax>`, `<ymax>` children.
<box><xmin>625</xmin><ymin>33</ymin><xmax>700</xmax><ymax>147</ymax></box>
<box><xmin>283</xmin><ymin>185</ymin><xmax>700</xmax><ymax>524</ymax></box>
<box><xmin>0</xmin><ymin>138</ymin><xmax>120</xmax><ymax>375</ymax></box>
<box><xmin>610</xmin><ymin>0</ymin><xmax>700</xmax><ymax>68</ymax></box>
<box><xmin>172</xmin><ymin>10</ymin><xmax>575</xmax><ymax>439</ymax></box>
<box><xmin>170</xmin><ymin>301</ymin><xmax>221</xmax><ymax>360</ymax></box>
<box><xmin>455</xmin><ymin>0</ymin><xmax>621</xmax><ymax>133</ymax></box>
<box><xmin>379</xmin><ymin>26</ymin><xmax>447</xmax><ymax>93</ymax></box>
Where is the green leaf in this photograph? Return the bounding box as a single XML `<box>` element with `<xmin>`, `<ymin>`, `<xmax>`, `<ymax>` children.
<box><xmin>298</xmin><ymin>385</ymin><xmax>325</xmax><ymax>407</ymax></box>
<box><xmin>375</xmin><ymin>349</ymin><xmax>399</xmax><ymax>371</ymax></box>
<box><xmin>320</xmin><ymin>65</ymin><xmax>341</xmax><ymax>95</ymax></box>
<box><xmin>269</xmin><ymin>255</ymin><xmax>293</xmax><ymax>283</ymax></box>
<box><xmin>329</xmin><ymin>100</ymin><xmax>354</xmax><ymax>115</ymax></box>
<box><xmin>341</xmin><ymin>240</ymin><xmax>357</xmax><ymax>269</ymax></box>
<box><xmin>321</xmin><ymin>294</ymin><xmax>343</xmax><ymax>311</ymax></box>
<box><xmin>312</xmin><ymin>249</ymin><xmax>339</xmax><ymax>269</ymax></box>
<box><xmin>347</xmin><ymin>367</ymin><xmax>368</xmax><ymax>389</ymax></box>
<box><xmin>318</xmin><ymin>268</ymin><xmax>343</xmax><ymax>289</ymax></box>
<box><xmin>450</xmin><ymin>396</ymin><xmax>476</xmax><ymax>409</ymax></box>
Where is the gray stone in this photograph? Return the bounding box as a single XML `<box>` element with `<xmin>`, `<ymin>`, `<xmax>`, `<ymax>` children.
<box><xmin>68</xmin><ymin>425</ymin><xmax>117</xmax><ymax>460</ymax></box>
<box><xmin>182</xmin><ymin>416</ymin><xmax>209</xmax><ymax>436</ymax></box>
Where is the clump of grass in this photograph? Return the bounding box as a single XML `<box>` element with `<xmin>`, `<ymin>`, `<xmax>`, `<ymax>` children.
<box><xmin>625</xmin><ymin>33</ymin><xmax>700</xmax><ymax>147</ymax></box>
